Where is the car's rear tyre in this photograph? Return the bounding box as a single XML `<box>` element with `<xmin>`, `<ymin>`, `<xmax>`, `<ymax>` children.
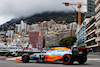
<box><xmin>77</xmin><ymin>56</ymin><xmax>87</xmax><ymax>64</ymax></box>
<box><xmin>22</xmin><ymin>54</ymin><xmax>30</xmax><ymax>63</ymax></box>
<box><xmin>62</xmin><ymin>54</ymin><xmax>71</xmax><ymax>65</ymax></box>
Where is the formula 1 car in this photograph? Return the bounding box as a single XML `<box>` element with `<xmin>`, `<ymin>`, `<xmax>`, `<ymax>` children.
<box><xmin>21</xmin><ymin>47</ymin><xmax>89</xmax><ymax>65</ymax></box>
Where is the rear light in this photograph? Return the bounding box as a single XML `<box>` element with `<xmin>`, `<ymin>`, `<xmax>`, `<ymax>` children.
<box><xmin>77</xmin><ymin>47</ymin><xmax>86</xmax><ymax>49</ymax></box>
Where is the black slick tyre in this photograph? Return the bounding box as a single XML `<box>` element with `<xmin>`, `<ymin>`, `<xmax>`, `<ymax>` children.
<box><xmin>62</xmin><ymin>54</ymin><xmax>71</xmax><ymax>65</ymax></box>
<box><xmin>22</xmin><ymin>54</ymin><xmax>30</xmax><ymax>63</ymax></box>
<box><xmin>77</xmin><ymin>56</ymin><xmax>87</xmax><ymax>64</ymax></box>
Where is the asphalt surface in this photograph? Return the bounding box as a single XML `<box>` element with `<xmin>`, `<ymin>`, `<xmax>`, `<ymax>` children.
<box><xmin>0</xmin><ymin>54</ymin><xmax>100</xmax><ymax>67</ymax></box>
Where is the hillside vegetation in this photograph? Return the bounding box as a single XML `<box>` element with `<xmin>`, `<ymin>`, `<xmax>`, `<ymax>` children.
<box><xmin>0</xmin><ymin>11</ymin><xmax>85</xmax><ymax>31</ymax></box>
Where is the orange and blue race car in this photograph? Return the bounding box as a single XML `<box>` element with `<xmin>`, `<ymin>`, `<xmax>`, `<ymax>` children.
<box><xmin>21</xmin><ymin>47</ymin><xmax>89</xmax><ymax>65</ymax></box>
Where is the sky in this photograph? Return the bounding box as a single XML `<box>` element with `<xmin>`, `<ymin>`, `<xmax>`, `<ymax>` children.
<box><xmin>0</xmin><ymin>0</ymin><xmax>87</xmax><ymax>25</ymax></box>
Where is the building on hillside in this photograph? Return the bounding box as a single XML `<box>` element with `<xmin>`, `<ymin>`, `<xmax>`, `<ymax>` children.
<box><xmin>38</xmin><ymin>36</ymin><xmax>45</xmax><ymax>49</ymax></box>
<box><xmin>5</xmin><ymin>26</ymin><xmax>15</xmax><ymax>44</ymax></box>
<box><xmin>15</xmin><ymin>24</ymin><xmax>21</xmax><ymax>33</ymax></box>
<box><xmin>21</xmin><ymin>20</ymin><xmax>27</xmax><ymax>36</ymax></box>
<box><xmin>27</xmin><ymin>25</ymin><xmax>32</xmax><ymax>31</ymax></box>
<box><xmin>15</xmin><ymin>20</ymin><xmax>27</xmax><ymax>36</ymax></box>
<box><xmin>29</xmin><ymin>31</ymin><xmax>44</xmax><ymax>48</ymax></box>
<box><xmin>56</xmin><ymin>30</ymin><xmax>69</xmax><ymax>40</ymax></box>
<box><xmin>0</xmin><ymin>31</ymin><xmax>6</xmax><ymax>43</ymax></box>
<box><xmin>31</xmin><ymin>24</ymin><xmax>39</xmax><ymax>30</ymax></box>
<box><xmin>55</xmin><ymin>22</ymin><xmax>77</xmax><ymax>41</ymax></box>
<box><xmin>6</xmin><ymin>27</ymin><xmax>14</xmax><ymax>38</ymax></box>
<box><xmin>45</xmin><ymin>34</ymin><xmax>59</xmax><ymax>48</ymax></box>
<box><xmin>69</xmin><ymin>22</ymin><xmax>77</xmax><ymax>30</ymax></box>
<box><xmin>47</xmin><ymin>19</ymin><xmax>56</xmax><ymax>31</ymax></box>
<box><xmin>94</xmin><ymin>0</ymin><xmax>100</xmax><ymax>51</ymax></box>
<box><xmin>39</xmin><ymin>21</ymin><xmax>48</xmax><ymax>31</ymax></box>
<box><xmin>42</xmin><ymin>21</ymin><xmax>48</xmax><ymax>27</ymax></box>
<box><xmin>69</xmin><ymin>22</ymin><xmax>77</xmax><ymax>36</ymax></box>
<box><xmin>75</xmin><ymin>21</ymin><xmax>86</xmax><ymax>47</ymax></box>
<box><xmin>6</xmin><ymin>30</ymin><xmax>14</xmax><ymax>43</ymax></box>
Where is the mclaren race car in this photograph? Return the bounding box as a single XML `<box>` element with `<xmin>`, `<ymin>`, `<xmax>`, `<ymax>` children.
<box><xmin>21</xmin><ymin>47</ymin><xmax>89</xmax><ymax>65</ymax></box>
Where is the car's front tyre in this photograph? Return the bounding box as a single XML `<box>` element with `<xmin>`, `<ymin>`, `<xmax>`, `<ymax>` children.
<box><xmin>22</xmin><ymin>54</ymin><xmax>30</xmax><ymax>63</ymax></box>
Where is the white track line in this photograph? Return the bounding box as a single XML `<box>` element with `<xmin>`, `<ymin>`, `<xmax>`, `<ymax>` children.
<box><xmin>88</xmin><ymin>58</ymin><xmax>100</xmax><ymax>60</ymax></box>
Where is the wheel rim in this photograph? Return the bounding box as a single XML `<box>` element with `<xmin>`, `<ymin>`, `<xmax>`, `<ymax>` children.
<box><xmin>22</xmin><ymin>55</ymin><xmax>27</xmax><ymax>62</ymax></box>
<box><xmin>62</xmin><ymin>54</ymin><xmax>71</xmax><ymax>65</ymax></box>
<box><xmin>22</xmin><ymin>56</ymin><xmax>25</xmax><ymax>61</ymax></box>
<box><xmin>64</xmin><ymin>56</ymin><xmax>69</xmax><ymax>62</ymax></box>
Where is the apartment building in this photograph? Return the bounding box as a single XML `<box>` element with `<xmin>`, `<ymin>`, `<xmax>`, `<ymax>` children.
<box><xmin>15</xmin><ymin>24</ymin><xmax>21</xmax><ymax>33</ymax></box>
<box><xmin>84</xmin><ymin>0</ymin><xmax>100</xmax><ymax>52</ymax></box>
<box><xmin>29</xmin><ymin>31</ymin><xmax>44</xmax><ymax>48</ymax></box>
<box><xmin>94</xmin><ymin>0</ymin><xmax>100</xmax><ymax>51</ymax></box>
<box><xmin>76</xmin><ymin>21</ymin><xmax>86</xmax><ymax>47</ymax></box>
<box><xmin>86</xmin><ymin>0</ymin><xmax>96</xmax><ymax>18</ymax></box>
<box><xmin>31</xmin><ymin>24</ymin><xmax>39</xmax><ymax>30</ymax></box>
<box><xmin>45</xmin><ymin>34</ymin><xmax>59</xmax><ymax>48</ymax></box>
<box><xmin>87</xmin><ymin>0</ymin><xmax>95</xmax><ymax>13</ymax></box>
<box><xmin>55</xmin><ymin>22</ymin><xmax>77</xmax><ymax>41</ymax></box>
<box><xmin>85</xmin><ymin>16</ymin><xmax>97</xmax><ymax>50</ymax></box>
<box><xmin>15</xmin><ymin>20</ymin><xmax>27</xmax><ymax>36</ymax></box>
<box><xmin>6</xmin><ymin>29</ymin><xmax>14</xmax><ymax>38</ymax></box>
<box><xmin>0</xmin><ymin>31</ymin><xmax>6</xmax><ymax>43</ymax></box>
<box><xmin>38</xmin><ymin>36</ymin><xmax>45</xmax><ymax>49</ymax></box>
<box><xmin>21</xmin><ymin>20</ymin><xmax>27</xmax><ymax>36</ymax></box>
<box><xmin>27</xmin><ymin>25</ymin><xmax>32</xmax><ymax>31</ymax></box>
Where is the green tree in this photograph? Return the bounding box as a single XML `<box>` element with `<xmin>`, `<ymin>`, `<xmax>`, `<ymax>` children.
<box><xmin>59</xmin><ymin>36</ymin><xmax>77</xmax><ymax>48</ymax></box>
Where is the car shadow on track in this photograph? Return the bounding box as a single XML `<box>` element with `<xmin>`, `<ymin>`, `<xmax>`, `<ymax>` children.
<box><xmin>17</xmin><ymin>61</ymin><xmax>90</xmax><ymax>66</ymax></box>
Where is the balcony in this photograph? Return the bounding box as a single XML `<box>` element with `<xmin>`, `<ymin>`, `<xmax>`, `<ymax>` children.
<box><xmin>95</xmin><ymin>11</ymin><xmax>100</xmax><ymax>20</ymax></box>
<box><xmin>95</xmin><ymin>0</ymin><xmax>100</xmax><ymax>5</ymax></box>
<box><xmin>85</xmin><ymin>18</ymin><xmax>90</xmax><ymax>25</ymax></box>
<box><xmin>95</xmin><ymin>4</ymin><xmax>100</xmax><ymax>12</ymax></box>
<box><xmin>98</xmin><ymin>42</ymin><xmax>100</xmax><ymax>46</ymax></box>
<box><xmin>86</xmin><ymin>33</ymin><xmax>96</xmax><ymax>40</ymax></box>
<box><xmin>86</xmin><ymin>39</ymin><xmax>97</xmax><ymax>48</ymax></box>
<box><xmin>86</xmin><ymin>44</ymin><xmax>98</xmax><ymax>48</ymax></box>
<box><xmin>96</xmin><ymin>36</ymin><xmax>100</xmax><ymax>42</ymax></box>
<box><xmin>85</xmin><ymin>37</ymin><xmax>95</xmax><ymax>43</ymax></box>
<box><xmin>86</xmin><ymin>30</ymin><xmax>95</xmax><ymax>37</ymax></box>
<box><xmin>95</xmin><ymin>28</ymin><xmax>100</xmax><ymax>34</ymax></box>
<box><xmin>95</xmin><ymin>20</ymin><xmax>100</xmax><ymax>26</ymax></box>
<box><xmin>85</xmin><ymin>23</ymin><xmax>95</xmax><ymax>32</ymax></box>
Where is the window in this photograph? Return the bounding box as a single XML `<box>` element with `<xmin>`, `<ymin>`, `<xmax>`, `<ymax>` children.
<box><xmin>83</xmin><ymin>28</ymin><xmax>85</xmax><ymax>31</ymax></box>
<box><xmin>83</xmin><ymin>33</ymin><xmax>84</xmax><ymax>35</ymax></box>
<box><xmin>83</xmin><ymin>37</ymin><xmax>85</xmax><ymax>39</ymax></box>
